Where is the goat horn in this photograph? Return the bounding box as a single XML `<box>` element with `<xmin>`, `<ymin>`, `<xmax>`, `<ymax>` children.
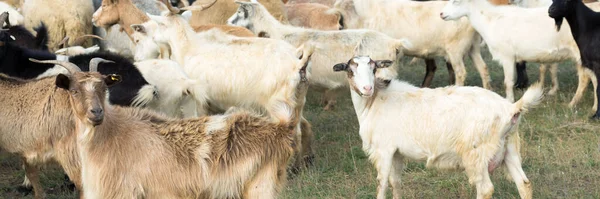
<box><xmin>181</xmin><ymin>0</ymin><xmax>217</xmax><ymax>11</ymax></box>
<box><xmin>28</xmin><ymin>58</ymin><xmax>81</xmax><ymax>74</ymax></box>
<box><xmin>57</xmin><ymin>36</ymin><xmax>70</xmax><ymax>49</ymax></box>
<box><xmin>161</xmin><ymin>0</ymin><xmax>181</xmax><ymax>14</ymax></box>
<box><xmin>89</xmin><ymin>58</ymin><xmax>114</xmax><ymax>72</ymax></box>
<box><xmin>0</xmin><ymin>12</ymin><xmax>9</xmax><ymax>28</ymax></box>
<box><xmin>69</xmin><ymin>35</ymin><xmax>104</xmax><ymax>47</ymax></box>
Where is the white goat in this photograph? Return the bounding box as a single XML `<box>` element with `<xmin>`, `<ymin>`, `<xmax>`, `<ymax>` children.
<box><xmin>133</xmin><ymin>59</ymin><xmax>207</xmax><ymax>118</ymax></box>
<box><xmin>334</xmin><ymin>55</ymin><xmax>542</xmax><ymax>199</ymax></box>
<box><xmin>440</xmin><ymin>0</ymin><xmax>584</xmax><ymax>103</ymax></box>
<box><xmin>332</xmin><ymin>0</ymin><xmax>491</xmax><ymax>90</ymax></box>
<box><xmin>131</xmin><ymin>8</ymin><xmax>316</xmax><ymax>169</ymax></box>
<box><xmin>227</xmin><ymin>1</ymin><xmax>411</xmax><ymax>110</ymax></box>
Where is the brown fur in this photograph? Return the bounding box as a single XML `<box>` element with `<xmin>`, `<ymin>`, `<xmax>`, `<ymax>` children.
<box><xmin>287</xmin><ymin>0</ymin><xmax>336</xmax><ymax>6</ymax></box>
<box><xmin>0</xmin><ymin>0</ymin><xmax>22</xmax><ymax>8</ymax></box>
<box><xmin>75</xmin><ymin>87</ymin><xmax>300</xmax><ymax>198</ymax></box>
<box><xmin>0</xmin><ymin>69</ymin><xmax>115</xmax><ymax>198</ymax></box>
<box><xmin>94</xmin><ymin>0</ymin><xmax>254</xmax><ymax>40</ymax></box>
<box><xmin>73</xmin><ymin>52</ymin><xmax>312</xmax><ymax>198</ymax></box>
<box><xmin>193</xmin><ymin>24</ymin><xmax>255</xmax><ymax>37</ymax></box>
<box><xmin>189</xmin><ymin>0</ymin><xmax>288</xmax><ymax>26</ymax></box>
<box><xmin>286</xmin><ymin>3</ymin><xmax>342</xmax><ymax>30</ymax></box>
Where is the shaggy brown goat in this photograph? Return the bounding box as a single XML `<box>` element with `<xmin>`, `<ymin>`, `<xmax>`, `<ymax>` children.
<box><xmin>69</xmin><ymin>53</ymin><xmax>312</xmax><ymax>198</ymax></box>
<box><xmin>0</xmin><ymin>58</ymin><xmax>119</xmax><ymax>199</ymax></box>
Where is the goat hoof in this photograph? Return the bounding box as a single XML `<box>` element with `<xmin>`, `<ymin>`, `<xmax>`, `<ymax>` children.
<box><xmin>514</xmin><ymin>81</ymin><xmax>529</xmax><ymax>90</ymax></box>
<box><xmin>304</xmin><ymin>155</ymin><xmax>315</xmax><ymax>168</ymax></box>
<box><xmin>591</xmin><ymin>115</ymin><xmax>600</xmax><ymax>120</ymax></box>
<box><xmin>16</xmin><ymin>185</ymin><xmax>33</xmax><ymax>195</ymax></box>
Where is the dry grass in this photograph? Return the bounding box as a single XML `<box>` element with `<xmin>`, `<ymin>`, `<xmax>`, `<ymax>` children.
<box><xmin>1</xmin><ymin>50</ymin><xmax>599</xmax><ymax>198</ymax></box>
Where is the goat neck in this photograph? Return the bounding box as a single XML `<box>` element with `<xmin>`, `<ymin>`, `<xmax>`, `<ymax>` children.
<box><xmin>119</xmin><ymin>1</ymin><xmax>151</xmax><ymax>38</ymax></box>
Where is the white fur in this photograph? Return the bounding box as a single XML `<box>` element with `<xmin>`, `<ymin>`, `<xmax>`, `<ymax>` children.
<box><xmin>55</xmin><ymin>45</ymin><xmax>100</xmax><ymax>56</ymax></box>
<box><xmin>344</xmin><ymin>56</ymin><xmax>541</xmax><ymax>199</ymax></box>
<box><xmin>227</xmin><ymin>1</ymin><xmax>411</xmax><ymax>108</ymax></box>
<box><xmin>440</xmin><ymin>0</ymin><xmax>596</xmax><ymax>103</ymax></box>
<box><xmin>133</xmin><ymin>59</ymin><xmax>208</xmax><ymax>118</ymax></box>
<box><xmin>333</xmin><ymin>0</ymin><xmax>491</xmax><ymax>89</ymax></box>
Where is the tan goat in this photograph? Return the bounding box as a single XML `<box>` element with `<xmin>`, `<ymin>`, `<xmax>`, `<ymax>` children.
<box><xmin>0</xmin><ymin>58</ymin><xmax>118</xmax><ymax>199</ymax></box>
<box><xmin>188</xmin><ymin>0</ymin><xmax>288</xmax><ymax>26</ymax></box>
<box><xmin>52</xmin><ymin>54</ymin><xmax>312</xmax><ymax>198</ymax></box>
<box><xmin>22</xmin><ymin>0</ymin><xmax>95</xmax><ymax>51</ymax></box>
<box><xmin>286</xmin><ymin>3</ymin><xmax>343</xmax><ymax>30</ymax></box>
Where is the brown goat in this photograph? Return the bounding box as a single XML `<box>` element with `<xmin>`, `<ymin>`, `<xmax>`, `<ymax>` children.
<box><xmin>189</xmin><ymin>0</ymin><xmax>288</xmax><ymax>26</ymax></box>
<box><xmin>68</xmin><ymin>53</ymin><xmax>312</xmax><ymax>198</ymax></box>
<box><xmin>286</xmin><ymin>3</ymin><xmax>343</xmax><ymax>30</ymax></box>
<box><xmin>93</xmin><ymin>0</ymin><xmax>253</xmax><ymax>40</ymax></box>
<box><xmin>193</xmin><ymin>24</ymin><xmax>255</xmax><ymax>37</ymax></box>
<box><xmin>0</xmin><ymin>58</ymin><xmax>119</xmax><ymax>199</ymax></box>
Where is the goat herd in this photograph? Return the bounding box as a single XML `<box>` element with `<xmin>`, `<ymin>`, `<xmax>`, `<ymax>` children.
<box><xmin>0</xmin><ymin>0</ymin><xmax>598</xmax><ymax>198</ymax></box>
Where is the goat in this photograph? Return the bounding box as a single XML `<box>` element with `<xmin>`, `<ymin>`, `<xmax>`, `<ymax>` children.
<box><xmin>188</xmin><ymin>0</ymin><xmax>288</xmax><ymax>26</ymax></box>
<box><xmin>549</xmin><ymin>0</ymin><xmax>600</xmax><ymax>118</ymax></box>
<box><xmin>22</xmin><ymin>0</ymin><xmax>95</xmax><ymax>51</ymax></box>
<box><xmin>0</xmin><ymin>30</ymin><xmax>156</xmax><ymax>106</ymax></box>
<box><xmin>286</xmin><ymin>3</ymin><xmax>344</xmax><ymax>30</ymax></box>
<box><xmin>0</xmin><ymin>12</ymin><xmax>50</xmax><ymax>51</ymax></box>
<box><xmin>333</xmin><ymin>55</ymin><xmax>542</xmax><ymax>199</ymax></box>
<box><xmin>287</xmin><ymin>0</ymin><xmax>337</xmax><ymax>6</ymax></box>
<box><xmin>332</xmin><ymin>0</ymin><xmax>491</xmax><ymax>90</ymax></box>
<box><xmin>0</xmin><ymin>58</ymin><xmax>118</xmax><ymax>199</ymax></box>
<box><xmin>132</xmin><ymin>1</ymin><xmax>316</xmax><ymax>170</ymax></box>
<box><xmin>228</xmin><ymin>0</ymin><xmax>411</xmax><ymax>110</ymax></box>
<box><xmin>441</xmin><ymin>0</ymin><xmax>586</xmax><ymax>103</ymax></box>
<box><xmin>133</xmin><ymin>59</ymin><xmax>208</xmax><ymax>118</ymax></box>
<box><xmin>93</xmin><ymin>0</ymin><xmax>254</xmax><ymax>60</ymax></box>
<box><xmin>56</xmin><ymin>53</ymin><xmax>310</xmax><ymax>198</ymax></box>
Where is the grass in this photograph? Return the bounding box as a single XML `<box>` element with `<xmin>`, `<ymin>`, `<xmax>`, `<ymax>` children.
<box><xmin>1</xmin><ymin>50</ymin><xmax>600</xmax><ymax>198</ymax></box>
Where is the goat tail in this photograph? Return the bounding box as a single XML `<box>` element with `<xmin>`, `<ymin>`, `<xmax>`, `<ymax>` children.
<box><xmin>184</xmin><ymin>79</ymin><xmax>209</xmax><ymax>111</ymax></box>
<box><xmin>513</xmin><ymin>82</ymin><xmax>544</xmax><ymax>114</ymax></box>
<box><xmin>131</xmin><ymin>85</ymin><xmax>157</xmax><ymax>107</ymax></box>
<box><xmin>34</xmin><ymin>22</ymin><xmax>49</xmax><ymax>51</ymax></box>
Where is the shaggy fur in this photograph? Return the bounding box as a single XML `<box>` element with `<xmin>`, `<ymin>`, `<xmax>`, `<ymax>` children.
<box><xmin>22</xmin><ymin>0</ymin><xmax>95</xmax><ymax>51</ymax></box>
<box><xmin>136</xmin><ymin>12</ymin><xmax>316</xmax><ymax>169</ymax></box>
<box><xmin>0</xmin><ymin>68</ymin><xmax>118</xmax><ymax>198</ymax></box>
<box><xmin>7</xmin><ymin>23</ymin><xmax>49</xmax><ymax>51</ymax></box>
<box><xmin>72</xmin><ymin>58</ymin><xmax>311</xmax><ymax>198</ymax></box>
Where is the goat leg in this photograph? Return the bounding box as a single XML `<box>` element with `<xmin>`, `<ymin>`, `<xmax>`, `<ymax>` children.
<box><xmin>515</xmin><ymin>61</ymin><xmax>529</xmax><ymax>89</ymax></box>
<box><xmin>421</xmin><ymin>59</ymin><xmax>437</xmax><ymax>87</ymax></box>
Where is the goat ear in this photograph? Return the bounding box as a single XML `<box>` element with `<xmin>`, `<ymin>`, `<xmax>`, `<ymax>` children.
<box><xmin>375</xmin><ymin>60</ymin><xmax>393</xmax><ymax>68</ymax></box>
<box><xmin>105</xmin><ymin>74</ymin><xmax>122</xmax><ymax>87</ymax></box>
<box><xmin>131</xmin><ymin>24</ymin><xmax>146</xmax><ymax>34</ymax></box>
<box><xmin>333</xmin><ymin>63</ymin><xmax>348</xmax><ymax>72</ymax></box>
<box><xmin>55</xmin><ymin>74</ymin><xmax>71</xmax><ymax>90</ymax></box>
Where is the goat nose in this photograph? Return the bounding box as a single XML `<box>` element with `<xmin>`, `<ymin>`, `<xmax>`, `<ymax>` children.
<box><xmin>363</xmin><ymin>85</ymin><xmax>373</xmax><ymax>92</ymax></box>
<box><xmin>91</xmin><ymin>108</ymin><xmax>103</xmax><ymax>116</ymax></box>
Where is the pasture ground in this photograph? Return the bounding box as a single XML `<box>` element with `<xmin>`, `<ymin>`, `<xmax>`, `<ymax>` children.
<box><xmin>1</xmin><ymin>50</ymin><xmax>599</xmax><ymax>198</ymax></box>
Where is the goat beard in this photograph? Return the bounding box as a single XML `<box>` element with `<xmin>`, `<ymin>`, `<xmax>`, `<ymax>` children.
<box><xmin>554</xmin><ymin>17</ymin><xmax>564</xmax><ymax>32</ymax></box>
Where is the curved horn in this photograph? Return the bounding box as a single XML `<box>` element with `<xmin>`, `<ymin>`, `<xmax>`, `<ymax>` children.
<box><xmin>161</xmin><ymin>0</ymin><xmax>181</xmax><ymax>14</ymax></box>
<box><xmin>69</xmin><ymin>35</ymin><xmax>105</xmax><ymax>47</ymax></box>
<box><xmin>0</xmin><ymin>12</ymin><xmax>10</xmax><ymax>28</ymax></box>
<box><xmin>57</xmin><ymin>36</ymin><xmax>70</xmax><ymax>49</ymax></box>
<box><xmin>29</xmin><ymin>58</ymin><xmax>81</xmax><ymax>74</ymax></box>
<box><xmin>181</xmin><ymin>0</ymin><xmax>217</xmax><ymax>11</ymax></box>
<box><xmin>89</xmin><ymin>58</ymin><xmax>114</xmax><ymax>72</ymax></box>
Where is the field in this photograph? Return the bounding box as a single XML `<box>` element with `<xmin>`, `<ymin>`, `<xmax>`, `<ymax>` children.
<box><xmin>1</xmin><ymin>50</ymin><xmax>600</xmax><ymax>198</ymax></box>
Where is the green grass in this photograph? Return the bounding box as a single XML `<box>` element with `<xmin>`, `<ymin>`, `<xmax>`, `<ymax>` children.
<box><xmin>2</xmin><ymin>50</ymin><xmax>600</xmax><ymax>198</ymax></box>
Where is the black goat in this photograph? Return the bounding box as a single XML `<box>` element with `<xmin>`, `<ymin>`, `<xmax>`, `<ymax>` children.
<box><xmin>0</xmin><ymin>29</ymin><xmax>156</xmax><ymax>107</ymax></box>
<box><xmin>549</xmin><ymin>0</ymin><xmax>600</xmax><ymax>118</ymax></box>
